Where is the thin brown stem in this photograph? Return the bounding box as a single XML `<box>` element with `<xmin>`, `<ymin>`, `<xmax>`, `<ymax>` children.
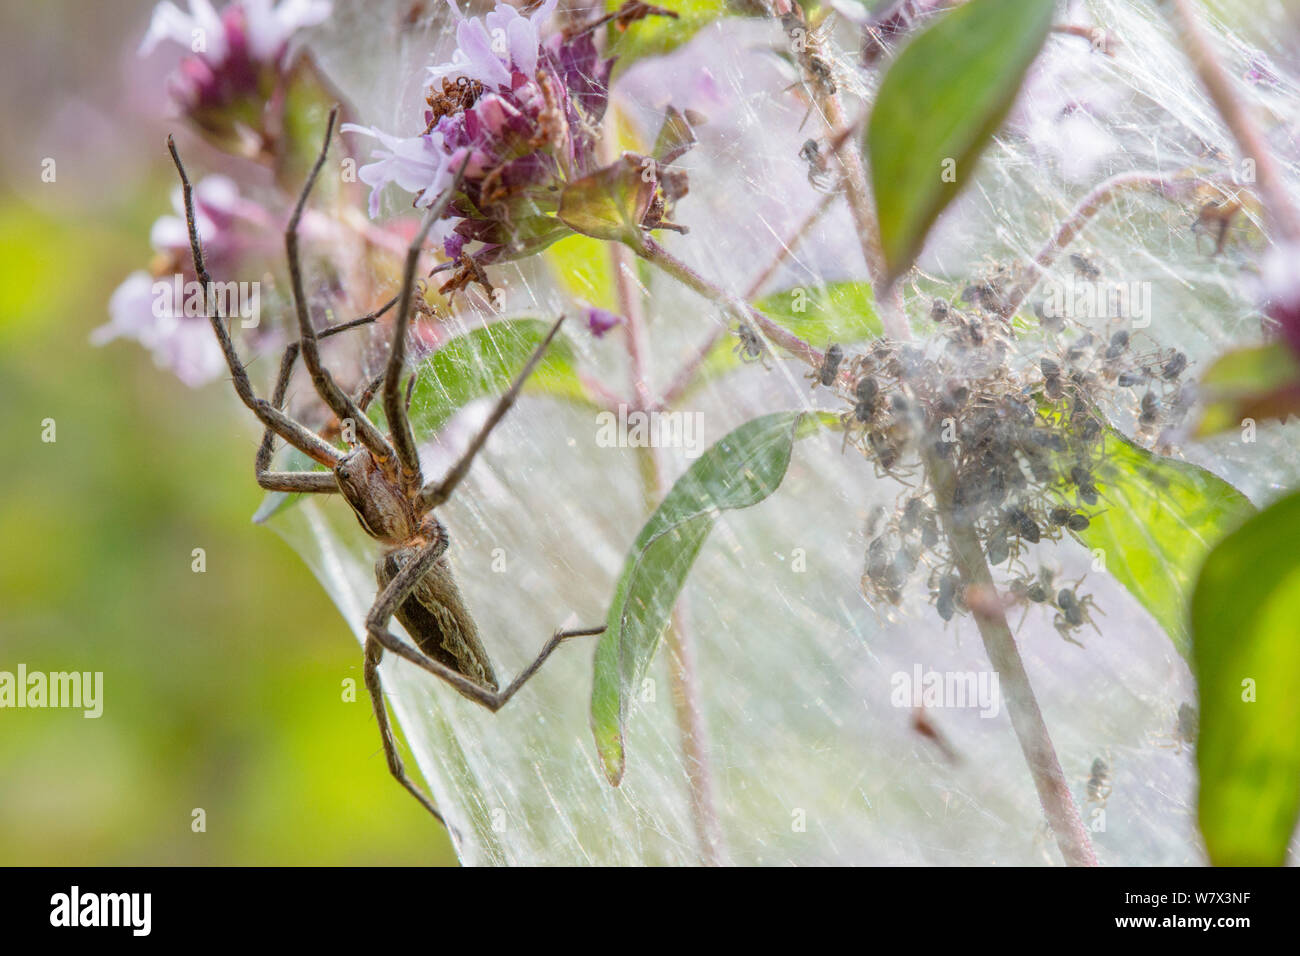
<box><xmin>635</xmin><ymin>445</ymin><xmax>728</xmax><ymax>866</ymax></box>
<box><xmin>999</xmin><ymin>170</ymin><xmax>1211</xmax><ymax>318</ymax></box>
<box><xmin>613</xmin><ymin>236</ymin><xmax>728</xmax><ymax>865</ymax></box>
<box><xmin>924</xmin><ymin>450</ymin><xmax>1097</xmax><ymax>866</ymax></box>
<box><xmin>655</xmin><ymin>190</ymin><xmax>837</xmax><ymax>411</ymax></box>
<box><xmin>1166</xmin><ymin>0</ymin><xmax>1300</xmax><ymax>242</ymax></box>
<box><xmin>819</xmin><ymin>93</ymin><xmax>887</xmax><ymax>289</ymax></box>
<box><xmin>746</xmin><ymin>191</ymin><xmax>839</xmax><ymax>301</ymax></box>
<box><xmin>612</xmin><ymin>242</ymin><xmax>653</xmax><ymax>410</ymax></box>
<box><xmin>636</xmin><ymin>237</ymin><xmax>826</xmax><ymax>370</ymax></box>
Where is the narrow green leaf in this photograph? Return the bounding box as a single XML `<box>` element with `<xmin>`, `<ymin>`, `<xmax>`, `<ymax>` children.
<box><xmin>1061</xmin><ymin>428</ymin><xmax>1254</xmax><ymax>657</ymax></box>
<box><xmin>868</xmin><ymin>0</ymin><xmax>1054</xmax><ymax>285</ymax></box>
<box><xmin>1192</xmin><ymin>489</ymin><xmax>1300</xmax><ymax>865</ymax></box>
<box><xmin>591</xmin><ymin>410</ymin><xmax>836</xmax><ymax>784</ymax></box>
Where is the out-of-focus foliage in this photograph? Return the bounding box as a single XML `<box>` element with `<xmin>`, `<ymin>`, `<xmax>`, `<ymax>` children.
<box><xmin>868</xmin><ymin>0</ymin><xmax>1055</xmax><ymax>284</ymax></box>
<box><xmin>1193</xmin><ymin>343</ymin><xmax>1300</xmax><ymax>438</ymax></box>
<box><xmin>1192</xmin><ymin>490</ymin><xmax>1300</xmax><ymax>866</ymax></box>
<box><xmin>603</xmin><ymin>0</ymin><xmax>734</xmax><ymax>78</ymax></box>
<box><xmin>0</xmin><ymin>0</ymin><xmax>455</xmax><ymax>866</ymax></box>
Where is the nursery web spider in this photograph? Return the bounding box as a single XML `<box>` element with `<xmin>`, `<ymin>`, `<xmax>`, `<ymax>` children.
<box><xmin>167</xmin><ymin>107</ymin><xmax>603</xmax><ymax>829</ymax></box>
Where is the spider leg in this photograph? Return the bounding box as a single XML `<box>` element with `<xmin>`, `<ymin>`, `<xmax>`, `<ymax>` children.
<box><xmin>284</xmin><ymin>106</ymin><xmax>396</xmax><ymax>467</ymax></box>
<box><xmin>254</xmin><ymin>343</ymin><xmax>339</xmax><ymax>492</ymax></box>
<box><xmin>168</xmin><ymin>136</ymin><xmax>340</xmax><ymax>469</ymax></box>
<box><xmin>417</xmin><ymin>315</ymin><xmax>566</xmax><ymax>512</ymax></box>
<box><xmin>362</xmin><ymin>635</ymin><xmax>451</xmax><ymax>830</ymax></box>
<box><xmin>384</xmin><ymin>156</ymin><xmax>471</xmax><ymax>489</ymax></box>
<box><xmin>364</xmin><ymin>532</ymin><xmax>602</xmax><ymax>713</ymax></box>
<box><xmin>253</xmin><ymin>305</ymin><xmax>399</xmax><ymax>492</ymax></box>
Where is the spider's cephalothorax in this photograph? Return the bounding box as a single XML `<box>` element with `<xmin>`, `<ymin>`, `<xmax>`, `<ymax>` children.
<box><xmin>334</xmin><ymin>447</ymin><xmax>420</xmax><ymax>545</ymax></box>
<box><xmin>168</xmin><ymin>107</ymin><xmax>603</xmax><ymax>830</ymax></box>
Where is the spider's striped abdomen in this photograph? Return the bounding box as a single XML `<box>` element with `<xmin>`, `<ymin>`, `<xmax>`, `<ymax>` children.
<box><xmin>376</xmin><ymin>549</ymin><xmax>499</xmax><ymax>695</ymax></box>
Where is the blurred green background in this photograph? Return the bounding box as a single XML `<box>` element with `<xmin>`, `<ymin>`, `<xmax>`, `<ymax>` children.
<box><xmin>0</xmin><ymin>0</ymin><xmax>455</xmax><ymax>864</ymax></box>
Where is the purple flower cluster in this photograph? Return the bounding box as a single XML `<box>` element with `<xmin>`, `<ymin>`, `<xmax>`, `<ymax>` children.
<box><xmin>345</xmin><ymin>0</ymin><xmax>613</xmax><ymax>267</ymax></box>
<box><xmin>140</xmin><ymin>0</ymin><xmax>330</xmax><ymax>151</ymax></box>
<box><xmin>95</xmin><ymin>176</ymin><xmax>273</xmax><ymax>386</ymax></box>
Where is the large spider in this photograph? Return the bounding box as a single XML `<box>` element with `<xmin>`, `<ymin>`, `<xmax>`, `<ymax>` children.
<box><xmin>167</xmin><ymin>107</ymin><xmax>604</xmax><ymax>830</ymax></box>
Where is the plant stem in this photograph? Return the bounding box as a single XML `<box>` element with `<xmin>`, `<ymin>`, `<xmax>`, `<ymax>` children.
<box><xmin>924</xmin><ymin>450</ymin><xmax>1098</xmax><ymax>866</ymax></box>
<box><xmin>820</xmin><ymin>93</ymin><xmax>888</xmax><ymax>289</ymax></box>
<box><xmin>655</xmin><ymin>191</ymin><xmax>837</xmax><ymax>410</ymax></box>
<box><xmin>638</xmin><ymin>239</ymin><xmax>1097</xmax><ymax>864</ymax></box>
<box><xmin>613</xmin><ymin>241</ymin><xmax>728</xmax><ymax>866</ymax></box>
<box><xmin>1166</xmin><ymin>0</ymin><xmax>1300</xmax><ymax>242</ymax></box>
<box><xmin>612</xmin><ymin>241</ymin><xmax>654</xmax><ymax>411</ymax></box>
<box><xmin>999</xmin><ymin>170</ymin><xmax>1212</xmax><ymax>318</ymax></box>
<box><xmin>634</xmin><ymin>445</ymin><xmax>729</xmax><ymax>866</ymax></box>
<box><xmin>803</xmin><ymin>41</ymin><xmax>909</xmax><ymax>339</ymax></box>
<box><xmin>635</xmin><ymin>237</ymin><xmax>827</xmax><ymax>369</ymax></box>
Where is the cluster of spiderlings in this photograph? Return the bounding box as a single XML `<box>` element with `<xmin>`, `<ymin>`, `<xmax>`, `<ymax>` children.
<box><xmin>814</xmin><ymin>289</ymin><xmax>1192</xmax><ymax>641</ymax></box>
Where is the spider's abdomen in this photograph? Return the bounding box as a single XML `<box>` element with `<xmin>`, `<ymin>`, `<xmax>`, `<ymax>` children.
<box><xmin>377</xmin><ymin>549</ymin><xmax>499</xmax><ymax>695</ymax></box>
<box><xmin>334</xmin><ymin>448</ymin><xmax>419</xmax><ymax>544</ymax></box>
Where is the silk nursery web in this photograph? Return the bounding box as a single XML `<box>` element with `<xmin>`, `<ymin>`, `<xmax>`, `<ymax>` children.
<box><xmin>115</xmin><ymin>0</ymin><xmax>1300</xmax><ymax>864</ymax></box>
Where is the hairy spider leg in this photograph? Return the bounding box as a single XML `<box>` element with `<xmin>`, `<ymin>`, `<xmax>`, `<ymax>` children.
<box><xmin>417</xmin><ymin>315</ymin><xmax>566</xmax><ymax>512</ymax></box>
<box><xmin>284</xmin><ymin>107</ymin><xmax>397</xmax><ymax>468</ymax></box>
<box><xmin>363</xmin><ymin>529</ymin><xmax>603</xmax><ymax>821</ymax></box>
<box><xmin>168</xmin><ymin>136</ymin><xmax>341</xmax><ymax>472</ymax></box>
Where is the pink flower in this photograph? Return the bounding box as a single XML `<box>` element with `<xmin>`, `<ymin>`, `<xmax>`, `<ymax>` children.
<box><xmin>343</xmin><ymin>0</ymin><xmax>615</xmax><ymax>268</ymax></box>
<box><xmin>140</xmin><ymin>0</ymin><xmax>331</xmax><ymax>152</ymax></box>
<box><xmin>94</xmin><ymin>272</ymin><xmax>228</xmax><ymax>387</ymax></box>
<box><xmin>95</xmin><ymin>175</ymin><xmax>261</xmax><ymax>386</ymax></box>
<box><xmin>584</xmin><ymin>305</ymin><xmax>624</xmax><ymax>338</ymax></box>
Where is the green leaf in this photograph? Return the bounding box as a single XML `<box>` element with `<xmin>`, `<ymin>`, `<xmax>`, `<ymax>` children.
<box><xmin>868</xmin><ymin>0</ymin><xmax>1054</xmax><ymax>285</ymax></box>
<box><xmin>1061</xmin><ymin>427</ymin><xmax>1254</xmax><ymax>658</ymax></box>
<box><xmin>591</xmin><ymin>410</ymin><xmax>836</xmax><ymax>784</ymax></box>
<box><xmin>1193</xmin><ymin>342</ymin><xmax>1300</xmax><ymax>437</ymax></box>
<box><xmin>558</xmin><ymin>154</ymin><xmax>656</xmax><ymax>246</ymax></box>
<box><xmin>544</xmin><ymin>234</ymin><xmax>618</xmax><ymax>311</ymax></box>
<box><xmin>688</xmin><ymin>281</ymin><xmax>883</xmax><ymax>394</ymax></box>
<box><xmin>404</xmin><ymin>319</ymin><xmax>590</xmax><ymax>437</ymax></box>
<box><xmin>605</xmin><ymin>0</ymin><xmax>732</xmax><ymax>78</ymax></box>
<box><xmin>1192</xmin><ymin>489</ymin><xmax>1300</xmax><ymax>865</ymax></box>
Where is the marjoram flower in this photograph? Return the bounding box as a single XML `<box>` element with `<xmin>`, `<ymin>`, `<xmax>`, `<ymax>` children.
<box><xmin>345</xmin><ymin>0</ymin><xmax>689</xmax><ymax>290</ymax></box>
<box><xmin>140</xmin><ymin>0</ymin><xmax>331</xmax><ymax>155</ymax></box>
<box><xmin>94</xmin><ymin>176</ymin><xmax>265</xmax><ymax>387</ymax></box>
